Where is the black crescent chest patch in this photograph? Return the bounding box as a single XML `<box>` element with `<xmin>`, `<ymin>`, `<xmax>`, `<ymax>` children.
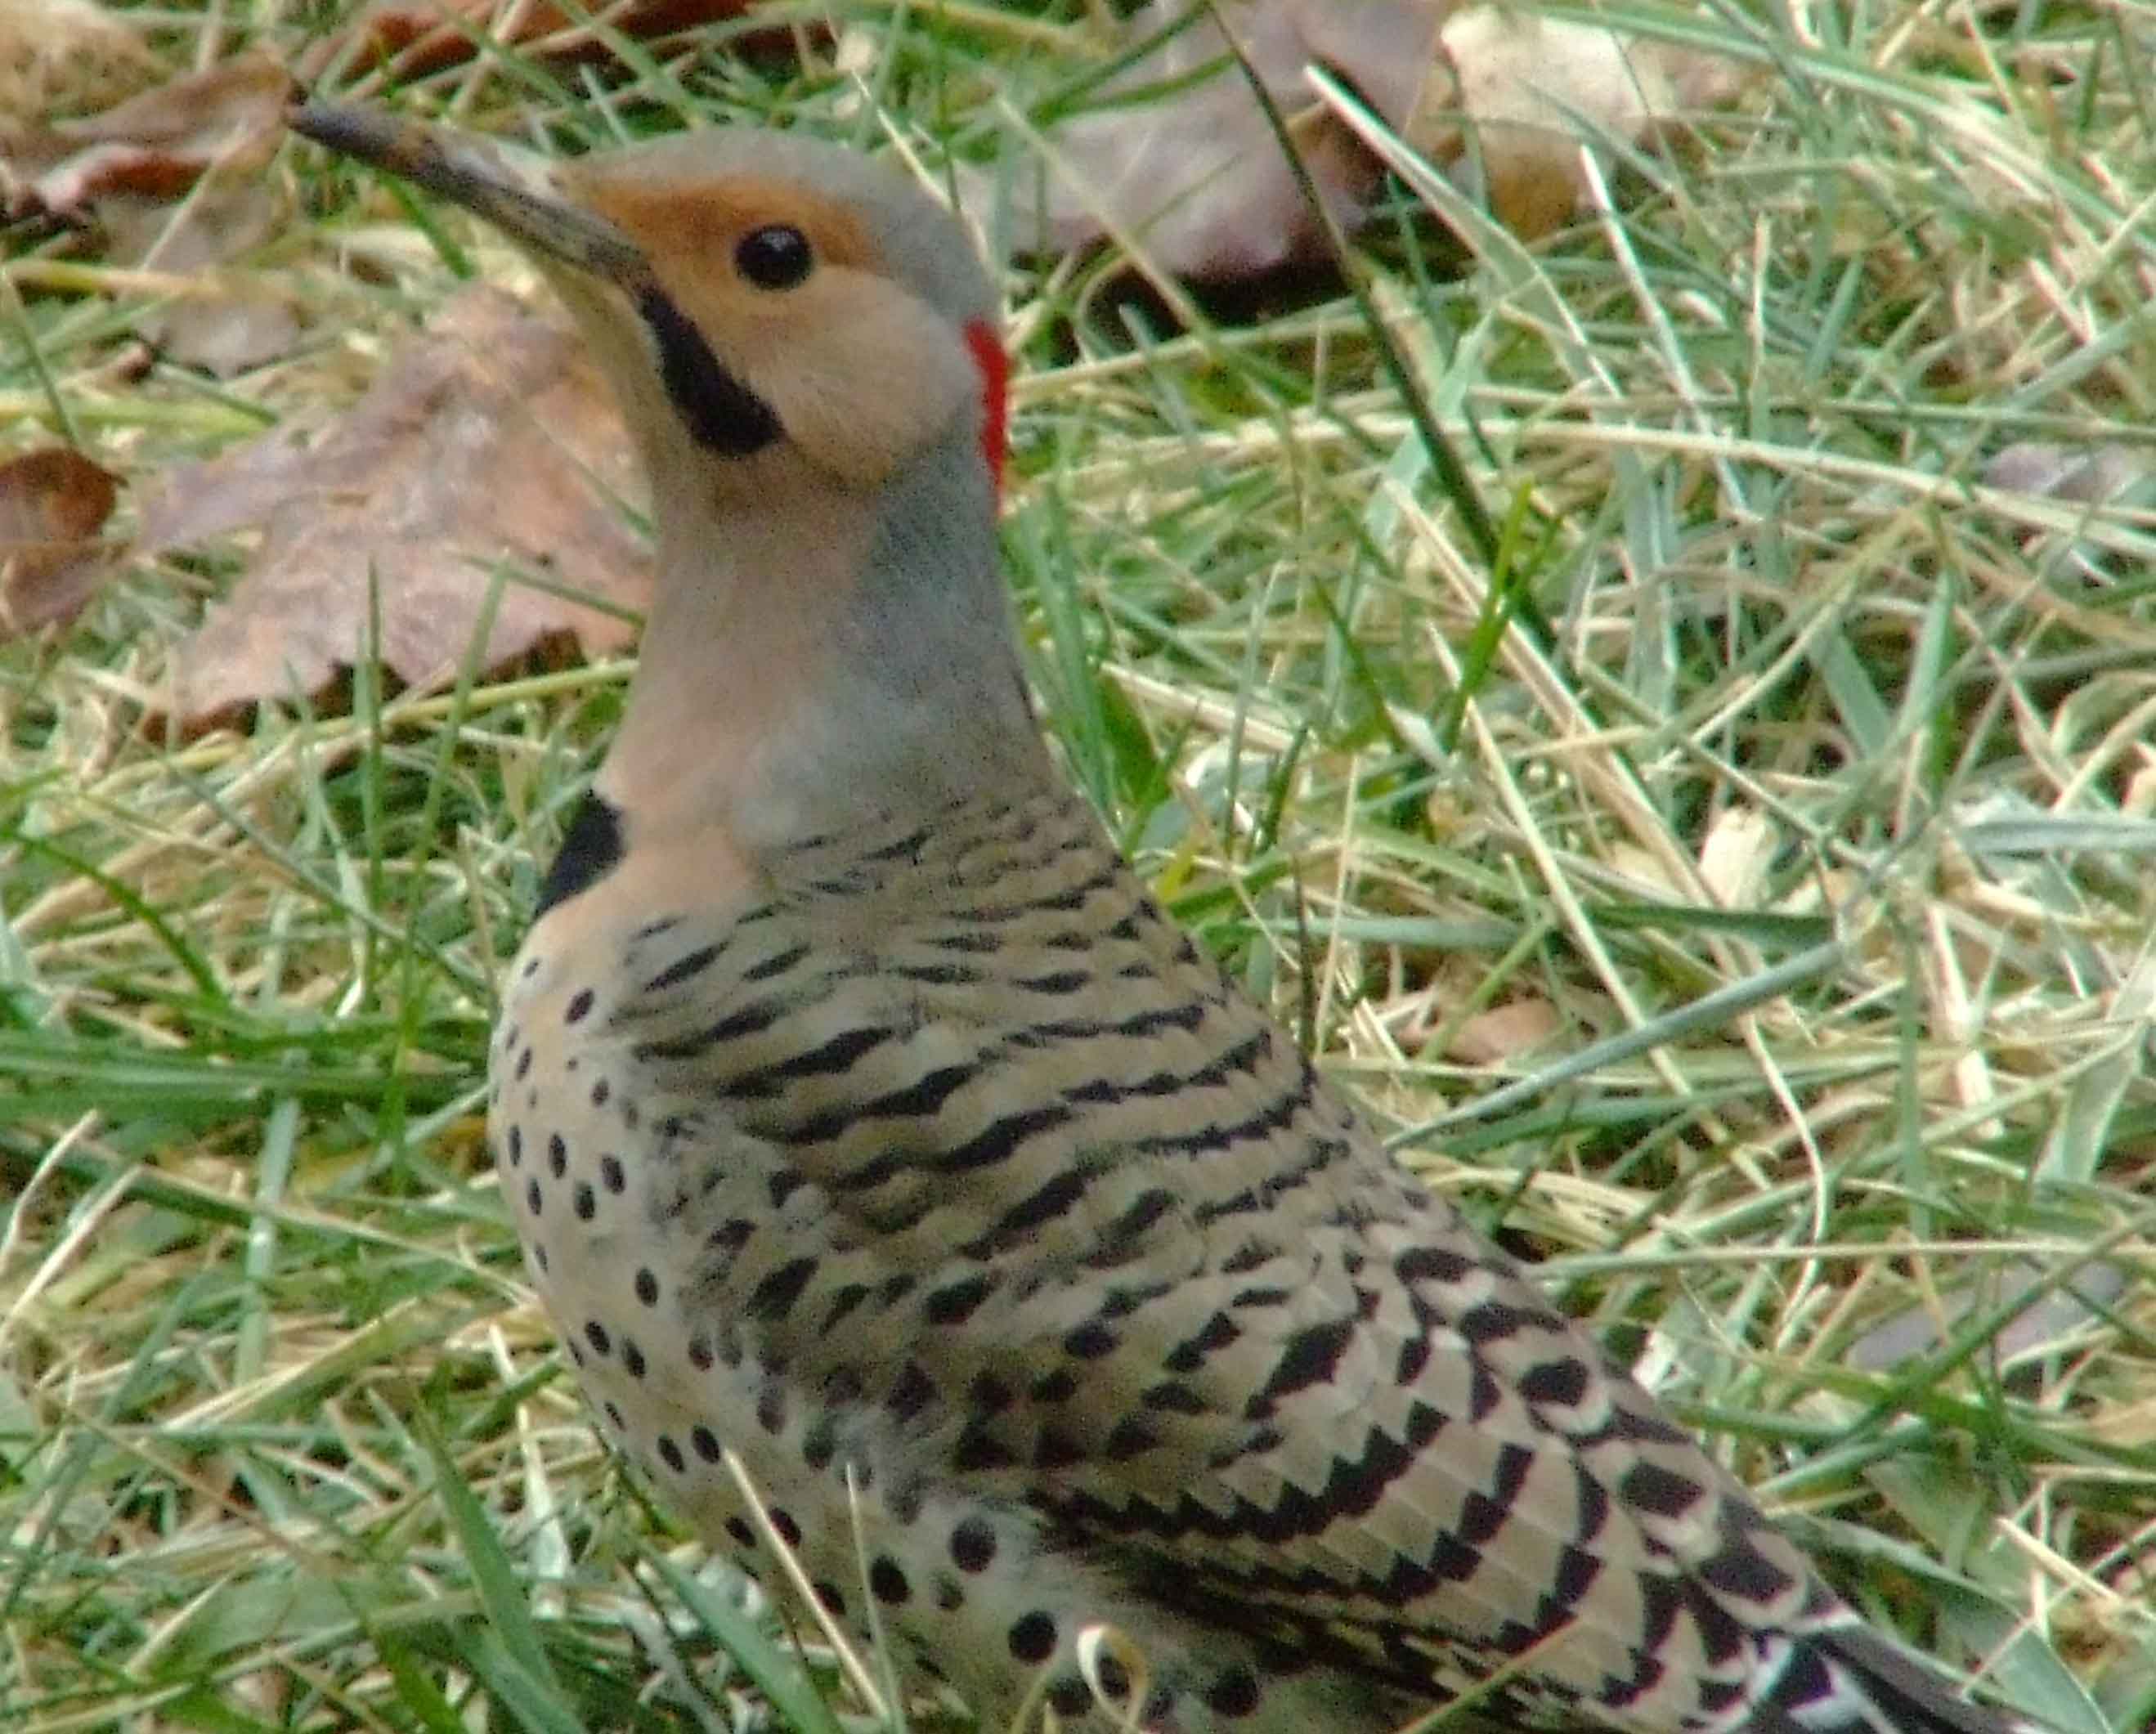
<box><xmin>536</xmin><ymin>791</ymin><xmax>625</xmax><ymax>916</ymax></box>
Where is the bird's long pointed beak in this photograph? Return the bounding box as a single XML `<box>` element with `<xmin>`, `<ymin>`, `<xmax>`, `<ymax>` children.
<box><xmin>289</xmin><ymin>101</ymin><xmax>648</xmax><ymax>282</ymax></box>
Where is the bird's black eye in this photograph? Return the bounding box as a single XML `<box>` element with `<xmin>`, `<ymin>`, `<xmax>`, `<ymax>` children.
<box><xmin>735</xmin><ymin>225</ymin><xmax>813</xmax><ymax>290</ymax></box>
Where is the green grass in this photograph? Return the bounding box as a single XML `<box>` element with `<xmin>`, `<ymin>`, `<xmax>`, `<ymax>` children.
<box><xmin>3</xmin><ymin>1</ymin><xmax>2154</xmax><ymax>1729</ymax></box>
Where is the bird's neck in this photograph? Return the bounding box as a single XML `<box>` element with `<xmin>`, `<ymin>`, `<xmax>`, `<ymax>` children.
<box><xmin>596</xmin><ymin>444</ymin><xmax>1047</xmax><ymax>858</ymax></box>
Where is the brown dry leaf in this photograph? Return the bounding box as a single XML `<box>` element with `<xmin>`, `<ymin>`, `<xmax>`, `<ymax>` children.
<box><xmin>0</xmin><ymin>446</ymin><xmax>121</xmax><ymax>636</ymax></box>
<box><xmin>2125</xmin><ymin>755</ymin><xmax>2156</xmax><ymax>819</ymax></box>
<box><xmin>2</xmin><ymin>52</ymin><xmax>302</xmax><ymax>375</ymax></box>
<box><xmin>146</xmin><ymin>286</ymin><xmax>652</xmax><ymax>728</ymax></box>
<box><xmin>1980</xmin><ymin>441</ymin><xmax>2156</xmax><ymax>588</ymax></box>
<box><xmin>1441</xmin><ymin>997</ymin><xmax>1564</xmax><ymax>1064</ymax></box>
<box><xmin>0</xmin><ymin>0</ymin><xmax>159</xmax><ymax>122</ymax></box>
<box><xmin>987</xmin><ymin>0</ymin><xmax>1745</xmax><ymax>272</ymax></box>
<box><xmin>1984</xmin><ymin>441</ymin><xmax>2153</xmax><ymax>505</ymax></box>
<box><xmin>1411</xmin><ymin>5</ymin><xmax>1754</xmax><ymax>238</ymax></box>
<box><xmin>990</xmin><ymin>0</ymin><xmax>1446</xmax><ymax>280</ymax></box>
<box><xmin>312</xmin><ymin>0</ymin><xmax>760</xmax><ymax>83</ymax></box>
<box><xmin>103</xmin><ymin>179</ymin><xmax>302</xmax><ymax>378</ymax></box>
<box><xmin>1697</xmin><ymin>804</ymin><xmax>1774</xmax><ymax>909</ymax></box>
<box><xmin>0</xmin><ymin>52</ymin><xmax>289</xmax><ymax>213</ymax></box>
<box><xmin>1845</xmin><ymin>1259</ymin><xmax>2126</xmax><ymax>1374</ymax></box>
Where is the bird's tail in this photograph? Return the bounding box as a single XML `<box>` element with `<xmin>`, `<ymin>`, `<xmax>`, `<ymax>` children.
<box><xmin>1750</xmin><ymin>1621</ymin><xmax>2036</xmax><ymax>1734</ymax></box>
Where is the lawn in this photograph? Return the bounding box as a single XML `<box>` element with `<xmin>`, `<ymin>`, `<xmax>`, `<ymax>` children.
<box><xmin>1</xmin><ymin>2</ymin><xmax>2152</xmax><ymax>1730</ymax></box>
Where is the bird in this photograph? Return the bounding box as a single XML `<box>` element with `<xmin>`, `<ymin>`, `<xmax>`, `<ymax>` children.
<box><xmin>289</xmin><ymin>100</ymin><xmax>2045</xmax><ymax>1734</ymax></box>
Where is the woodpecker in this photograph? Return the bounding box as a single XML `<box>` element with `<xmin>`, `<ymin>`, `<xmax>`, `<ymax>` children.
<box><xmin>291</xmin><ymin>101</ymin><xmax>2044</xmax><ymax>1734</ymax></box>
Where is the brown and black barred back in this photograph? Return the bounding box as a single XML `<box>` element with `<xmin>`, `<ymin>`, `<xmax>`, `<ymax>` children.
<box><xmin>493</xmin><ymin>786</ymin><xmax>2031</xmax><ymax>1734</ymax></box>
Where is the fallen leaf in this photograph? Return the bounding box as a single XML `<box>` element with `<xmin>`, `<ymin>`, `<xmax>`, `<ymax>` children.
<box><xmin>1980</xmin><ymin>441</ymin><xmax>2156</xmax><ymax>588</ymax></box>
<box><xmin>1</xmin><ymin>52</ymin><xmax>289</xmax><ymax>215</ymax></box>
<box><xmin>144</xmin><ymin>286</ymin><xmax>653</xmax><ymax>728</ymax></box>
<box><xmin>990</xmin><ymin>0</ymin><xmax>1752</xmax><ymax>277</ymax></box>
<box><xmin>2124</xmin><ymin>755</ymin><xmax>2156</xmax><ymax>820</ymax></box>
<box><xmin>311</xmin><ymin>0</ymin><xmax>762</xmax><ymax>83</ymax></box>
<box><xmin>1844</xmin><ymin>1259</ymin><xmax>2126</xmax><ymax>1375</ymax></box>
<box><xmin>1605</xmin><ymin>840</ymin><xmax>1683</xmax><ymax>901</ymax></box>
<box><xmin>0</xmin><ymin>446</ymin><xmax>121</xmax><ymax>636</ymax></box>
<box><xmin>1984</xmin><ymin>441</ymin><xmax>2152</xmax><ymax>505</ymax></box>
<box><xmin>1</xmin><ymin>52</ymin><xmax>301</xmax><ymax>375</ymax></box>
<box><xmin>102</xmin><ymin>181</ymin><xmax>303</xmax><ymax>378</ymax></box>
<box><xmin>987</xmin><ymin>0</ymin><xmax>1446</xmax><ymax>280</ymax></box>
<box><xmin>1411</xmin><ymin>6</ymin><xmax>1753</xmax><ymax>238</ymax></box>
<box><xmin>1443</xmin><ymin>997</ymin><xmax>1563</xmax><ymax>1064</ymax></box>
<box><xmin>0</xmin><ymin>0</ymin><xmax>159</xmax><ymax>123</ymax></box>
<box><xmin>1697</xmin><ymin>804</ymin><xmax>1774</xmax><ymax>909</ymax></box>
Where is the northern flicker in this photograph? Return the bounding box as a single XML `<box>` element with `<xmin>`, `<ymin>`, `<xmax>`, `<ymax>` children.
<box><xmin>292</xmin><ymin>102</ymin><xmax>2045</xmax><ymax>1734</ymax></box>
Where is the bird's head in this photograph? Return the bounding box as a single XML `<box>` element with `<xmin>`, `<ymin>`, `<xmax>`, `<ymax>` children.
<box><xmin>292</xmin><ymin>104</ymin><xmax>1041</xmax><ymax>843</ymax></box>
<box><xmin>292</xmin><ymin>105</ymin><xmax>1006</xmax><ymax>500</ymax></box>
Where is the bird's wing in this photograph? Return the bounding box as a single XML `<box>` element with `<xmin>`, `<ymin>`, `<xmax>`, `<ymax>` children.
<box><xmin>605</xmin><ymin>788</ymin><xmax>1961</xmax><ymax>1730</ymax></box>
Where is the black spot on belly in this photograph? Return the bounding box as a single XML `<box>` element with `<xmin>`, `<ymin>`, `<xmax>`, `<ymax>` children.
<box><xmin>536</xmin><ymin>791</ymin><xmax>624</xmax><ymax>916</ymax></box>
<box><xmin>1006</xmin><ymin>1611</ymin><xmax>1056</xmax><ymax>1663</ymax></box>
<box><xmin>869</xmin><ymin>1557</ymin><xmax>911</xmax><ymax>1604</ymax></box>
<box><xmin>949</xmin><ymin>1517</ymin><xmax>996</xmax><ymax>1572</ymax></box>
<box><xmin>1206</xmin><ymin>1665</ymin><xmax>1262</xmax><ymax>1718</ymax></box>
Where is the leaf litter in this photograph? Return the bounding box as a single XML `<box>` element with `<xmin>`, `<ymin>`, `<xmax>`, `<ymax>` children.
<box><xmin>146</xmin><ymin>286</ymin><xmax>652</xmax><ymax>728</ymax></box>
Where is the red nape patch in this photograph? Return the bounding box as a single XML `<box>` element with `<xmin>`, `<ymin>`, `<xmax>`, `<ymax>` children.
<box><xmin>963</xmin><ymin>318</ymin><xmax>1009</xmax><ymax>492</ymax></box>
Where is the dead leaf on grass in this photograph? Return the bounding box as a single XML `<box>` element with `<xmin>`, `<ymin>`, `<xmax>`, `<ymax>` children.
<box><xmin>103</xmin><ymin>179</ymin><xmax>303</xmax><ymax>378</ymax></box>
<box><xmin>1439</xmin><ymin>997</ymin><xmax>1564</xmax><ymax>1064</ymax></box>
<box><xmin>1984</xmin><ymin>441</ymin><xmax>2153</xmax><ymax>505</ymax></box>
<box><xmin>1697</xmin><ymin>804</ymin><xmax>1775</xmax><ymax>910</ymax></box>
<box><xmin>308</xmin><ymin>0</ymin><xmax>764</xmax><ymax>83</ymax></box>
<box><xmin>988</xmin><ymin>0</ymin><xmax>1446</xmax><ymax>280</ymax></box>
<box><xmin>1</xmin><ymin>52</ymin><xmax>289</xmax><ymax>213</ymax></box>
<box><xmin>1845</xmin><ymin>1258</ymin><xmax>2127</xmax><ymax>1375</ymax></box>
<box><xmin>1</xmin><ymin>52</ymin><xmax>302</xmax><ymax>376</ymax></box>
<box><xmin>1412</xmin><ymin>6</ymin><xmax>1755</xmax><ymax>239</ymax></box>
<box><xmin>0</xmin><ymin>446</ymin><xmax>121</xmax><ymax>636</ymax></box>
<box><xmin>0</xmin><ymin>0</ymin><xmax>160</xmax><ymax>122</ymax></box>
<box><xmin>1979</xmin><ymin>441</ymin><xmax>2156</xmax><ymax>589</ymax></box>
<box><xmin>989</xmin><ymin>0</ymin><xmax>1750</xmax><ymax>277</ymax></box>
<box><xmin>144</xmin><ymin>286</ymin><xmax>653</xmax><ymax>728</ymax></box>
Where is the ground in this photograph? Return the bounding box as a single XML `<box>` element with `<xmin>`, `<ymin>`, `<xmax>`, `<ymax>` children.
<box><xmin>0</xmin><ymin>3</ymin><xmax>2152</xmax><ymax>1732</ymax></box>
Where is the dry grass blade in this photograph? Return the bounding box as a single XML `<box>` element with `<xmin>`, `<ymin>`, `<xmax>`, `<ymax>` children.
<box><xmin>0</xmin><ymin>2</ymin><xmax>2151</xmax><ymax>1732</ymax></box>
